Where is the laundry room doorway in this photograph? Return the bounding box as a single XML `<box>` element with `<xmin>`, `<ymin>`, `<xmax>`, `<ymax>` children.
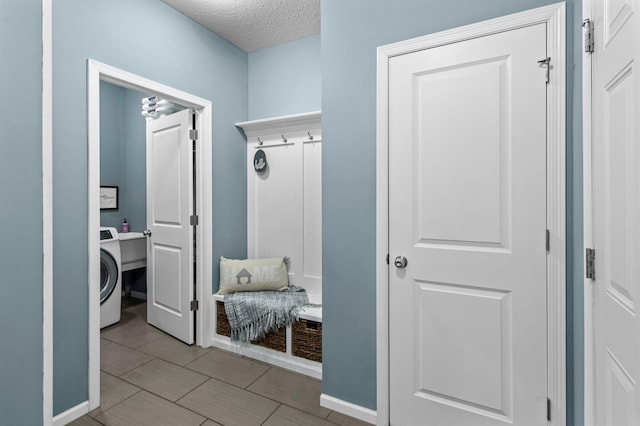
<box><xmin>87</xmin><ymin>59</ymin><xmax>213</xmax><ymax>411</ymax></box>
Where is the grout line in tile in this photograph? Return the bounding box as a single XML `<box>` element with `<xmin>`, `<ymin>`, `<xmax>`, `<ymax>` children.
<box><xmin>137</xmin><ymin>344</ymin><xmax>210</xmax><ymax>371</ymax></box>
<box><xmin>121</xmin><ymin>377</ymin><xmax>193</xmax><ymax>403</ymax></box>
<box><xmin>100</xmin><ymin>370</ymin><xmax>121</xmax><ymax>381</ymax></box>
<box><xmin>89</xmin><ymin>388</ymin><xmax>144</xmax><ymax>419</ymax></box>
<box><xmin>174</xmin><ymin>377</ymin><xmax>216</xmax><ymax>406</ymax></box>
<box><xmin>240</xmin><ymin>384</ymin><xmax>332</xmax><ymax>421</ymax></box>
<box><xmin>102</xmin><ymin>386</ymin><xmax>208</xmax><ymax>423</ymax></box>
<box><xmin>173</xmin><ymin>378</ymin><xmax>256</xmax><ymax>424</ymax></box>
<box><xmin>282</xmin><ymin>402</ymin><xmax>332</xmax><ymax>420</ymax></box>
<box><xmin>322</xmin><ymin>407</ymin><xmax>331</xmax><ymax>419</ymax></box>
<box><xmin>244</xmin><ymin>365</ymin><xmax>273</xmax><ymax>389</ymax></box>
<box><xmin>86</xmin><ymin>412</ymin><xmax>107</xmax><ymax>425</ymax></box>
<box><xmin>145</xmin><ymin>326</ymin><xmax>171</xmax><ymax>345</ymax></box>
<box><xmin>243</xmin><ymin>387</ymin><xmax>300</xmax><ymax>412</ymax></box>
<box><xmin>118</xmin><ymin>361</ymin><xmax>211</xmax><ymax>403</ymax></box>
<box><xmin>116</xmin><ymin>352</ymin><xmax>156</xmax><ymax>378</ymax></box>
<box><xmin>183</xmin><ymin>347</ymin><xmax>217</xmax><ymax>370</ymax></box>
<box><xmin>240</xmin><ymin>369</ymin><xmax>325</xmax><ymax>412</ymax></box>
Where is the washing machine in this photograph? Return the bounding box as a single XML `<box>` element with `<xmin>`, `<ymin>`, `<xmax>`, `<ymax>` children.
<box><xmin>100</xmin><ymin>226</ymin><xmax>122</xmax><ymax>328</ymax></box>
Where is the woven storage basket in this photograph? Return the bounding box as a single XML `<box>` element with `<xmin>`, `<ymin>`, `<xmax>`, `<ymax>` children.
<box><xmin>251</xmin><ymin>327</ymin><xmax>286</xmax><ymax>352</ymax></box>
<box><xmin>292</xmin><ymin>319</ymin><xmax>323</xmax><ymax>362</ymax></box>
<box><xmin>216</xmin><ymin>301</ymin><xmax>231</xmax><ymax>337</ymax></box>
<box><xmin>215</xmin><ymin>301</ymin><xmax>286</xmax><ymax>352</ymax></box>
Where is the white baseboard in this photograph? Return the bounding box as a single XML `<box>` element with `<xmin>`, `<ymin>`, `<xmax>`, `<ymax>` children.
<box><xmin>320</xmin><ymin>394</ymin><xmax>377</xmax><ymax>425</ymax></box>
<box><xmin>52</xmin><ymin>401</ymin><xmax>89</xmax><ymax>426</ymax></box>
<box><xmin>210</xmin><ymin>335</ymin><xmax>322</xmax><ymax>379</ymax></box>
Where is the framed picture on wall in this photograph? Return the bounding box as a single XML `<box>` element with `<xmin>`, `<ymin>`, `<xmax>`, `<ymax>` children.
<box><xmin>100</xmin><ymin>186</ymin><xmax>119</xmax><ymax>210</ymax></box>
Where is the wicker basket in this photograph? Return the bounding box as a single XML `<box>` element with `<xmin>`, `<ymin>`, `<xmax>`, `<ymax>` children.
<box><xmin>292</xmin><ymin>319</ymin><xmax>323</xmax><ymax>362</ymax></box>
<box><xmin>216</xmin><ymin>301</ymin><xmax>231</xmax><ymax>337</ymax></box>
<box><xmin>216</xmin><ymin>300</ymin><xmax>286</xmax><ymax>352</ymax></box>
<box><xmin>251</xmin><ymin>327</ymin><xmax>286</xmax><ymax>352</ymax></box>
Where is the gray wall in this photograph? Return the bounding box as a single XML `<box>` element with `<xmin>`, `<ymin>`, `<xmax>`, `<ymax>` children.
<box><xmin>53</xmin><ymin>0</ymin><xmax>248</xmax><ymax>414</ymax></box>
<box><xmin>99</xmin><ymin>82</ymin><xmax>126</xmax><ymax>228</ymax></box>
<box><xmin>122</xmin><ymin>89</ymin><xmax>148</xmax><ymax>233</ymax></box>
<box><xmin>100</xmin><ymin>82</ymin><xmax>149</xmax><ymax>295</ymax></box>
<box><xmin>0</xmin><ymin>0</ymin><xmax>43</xmax><ymax>423</ymax></box>
<box><xmin>99</xmin><ymin>81</ymin><xmax>148</xmax><ymax>231</ymax></box>
<box><xmin>248</xmin><ymin>35</ymin><xmax>321</xmax><ymax>120</ymax></box>
<box><xmin>321</xmin><ymin>1</ymin><xmax>584</xmax><ymax>425</ymax></box>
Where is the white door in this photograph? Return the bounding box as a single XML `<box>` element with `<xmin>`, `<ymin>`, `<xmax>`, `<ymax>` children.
<box><xmin>389</xmin><ymin>24</ymin><xmax>549</xmax><ymax>425</ymax></box>
<box><xmin>146</xmin><ymin>108</ymin><xmax>194</xmax><ymax>344</ymax></box>
<box><xmin>591</xmin><ymin>0</ymin><xmax>640</xmax><ymax>423</ymax></box>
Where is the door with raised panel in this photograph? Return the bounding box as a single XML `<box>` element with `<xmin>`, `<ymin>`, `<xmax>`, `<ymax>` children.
<box><xmin>591</xmin><ymin>0</ymin><xmax>640</xmax><ymax>423</ymax></box>
<box><xmin>388</xmin><ymin>24</ymin><xmax>548</xmax><ymax>425</ymax></box>
<box><xmin>146</xmin><ymin>108</ymin><xmax>194</xmax><ymax>344</ymax></box>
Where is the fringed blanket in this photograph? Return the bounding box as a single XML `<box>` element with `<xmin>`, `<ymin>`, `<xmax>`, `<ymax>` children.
<box><xmin>224</xmin><ymin>285</ymin><xmax>309</xmax><ymax>342</ymax></box>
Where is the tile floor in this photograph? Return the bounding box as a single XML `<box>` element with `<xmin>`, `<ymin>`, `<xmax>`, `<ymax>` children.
<box><xmin>70</xmin><ymin>298</ymin><xmax>367</xmax><ymax>426</ymax></box>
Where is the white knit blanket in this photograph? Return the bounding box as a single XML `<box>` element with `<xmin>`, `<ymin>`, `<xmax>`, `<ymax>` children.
<box><xmin>223</xmin><ymin>285</ymin><xmax>310</xmax><ymax>342</ymax></box>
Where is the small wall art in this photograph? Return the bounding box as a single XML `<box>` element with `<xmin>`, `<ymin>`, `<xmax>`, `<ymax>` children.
<box><xmin>100</xmin><ymin>186</ymin><xmax>119</xmax><ymax>210</ymax></box>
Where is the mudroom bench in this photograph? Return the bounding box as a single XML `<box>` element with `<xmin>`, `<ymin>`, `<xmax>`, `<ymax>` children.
<box><xmin>220</xmin><ymin>112</ymin><xmax>323</xmax><ymax>379</ymax></box>
<box><xmin>211</xmin><ymin>294</ymin><xmax>323</xmax><ymax>379</ymax></box>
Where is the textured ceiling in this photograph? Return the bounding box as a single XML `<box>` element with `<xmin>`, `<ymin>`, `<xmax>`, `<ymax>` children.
<box><xmin>162</xmin><ymin>0</ymin><xmax>321</xmax><ymax>53</ymax></box>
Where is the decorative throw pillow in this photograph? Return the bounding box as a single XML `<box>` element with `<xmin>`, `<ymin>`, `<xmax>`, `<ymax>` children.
<box><xmin>218</xmin><ymin>256</ymin><xmax>289</xmax><ymax>295</ymax></box>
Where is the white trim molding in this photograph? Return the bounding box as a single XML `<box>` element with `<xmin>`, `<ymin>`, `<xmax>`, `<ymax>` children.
<box><xmin>235</xmin><ymin>111</ymin><xmax>321</xmax><ymax>143</ymax></box>
<box><xmin>42</xmin><ymin>0</ymin><xmax>53</xmax><ymax>424</ymax></box>
<box><xmin>210</xmin><ymin>334</ymin><xmax>322</xmax><ymax>379</ymax></box>
<box><xmin>582</xmin><ymin>0</ymin><xmax>595</xmax><ymax>425</ymax></box>
<box><xmin>86</xmin><ymin>59</ymin><xmax>214</xmax><ymax>411</ymax></box>
<box><xmin>320</xmin><ymin>394</ymin><xmax>377</xmax><ymax>425</ymax></box>
<box><xmin>51</xmin><ymin>401</ymin><xmax>89</xmax><ymax>426</ymax></box>
<box><xmin>375</xmin><ymin>40</ymin><xmax>391</xmax><ymax>426</ymax></box>
<box><xmin>376</xmin><ymin>3</ymin><xmax>566</xmax><ymax>425</ymax></box>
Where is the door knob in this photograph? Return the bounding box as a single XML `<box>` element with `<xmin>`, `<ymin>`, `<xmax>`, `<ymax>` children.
<box><xmin>143</xmin><ymin>229</ymin><xmax>152</xmax><ymax>237</ymax></box>
<box><xmin>394</xmin><ymin>256</ymin><xmax>408</xmax><ymax>268</ymax></box>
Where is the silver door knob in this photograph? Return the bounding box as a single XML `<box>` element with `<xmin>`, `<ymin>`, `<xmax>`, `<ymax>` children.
<box><xmin>143</xmin><ymin>229</ymin><xmax>152</xmax><ymax>237</ymax></box>
<box><xmin>394</xmin><ymin>256</ymin><xmax>408</xmax><ymax>268</ymax></box>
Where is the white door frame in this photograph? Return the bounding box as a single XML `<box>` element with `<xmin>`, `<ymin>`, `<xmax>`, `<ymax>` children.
<box><xmin>582</xmin><ymin>1</ymin><xmax>595</xmax><ymax>425</ymax></box>
<box><xmin>375</xmin><ymin>3</ymin><xmax>567</xmax><ymax>425</ymax></box>
<box><xmin>87</xmin><ymin>59</ymin><xmax>213</xmax><ymax>410</ymax></box>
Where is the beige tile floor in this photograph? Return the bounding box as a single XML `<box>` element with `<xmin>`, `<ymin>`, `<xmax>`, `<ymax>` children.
<box><xmin>70</xmin><ymin>298</ymin><xmax>368</xmax><ymax>426</ymax></box>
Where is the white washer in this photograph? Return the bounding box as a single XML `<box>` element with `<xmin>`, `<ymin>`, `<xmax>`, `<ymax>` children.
<box><xmin>100</xmin><ymin>227</ymin><xmax>122</xmax><ymax>328</ymax></box>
